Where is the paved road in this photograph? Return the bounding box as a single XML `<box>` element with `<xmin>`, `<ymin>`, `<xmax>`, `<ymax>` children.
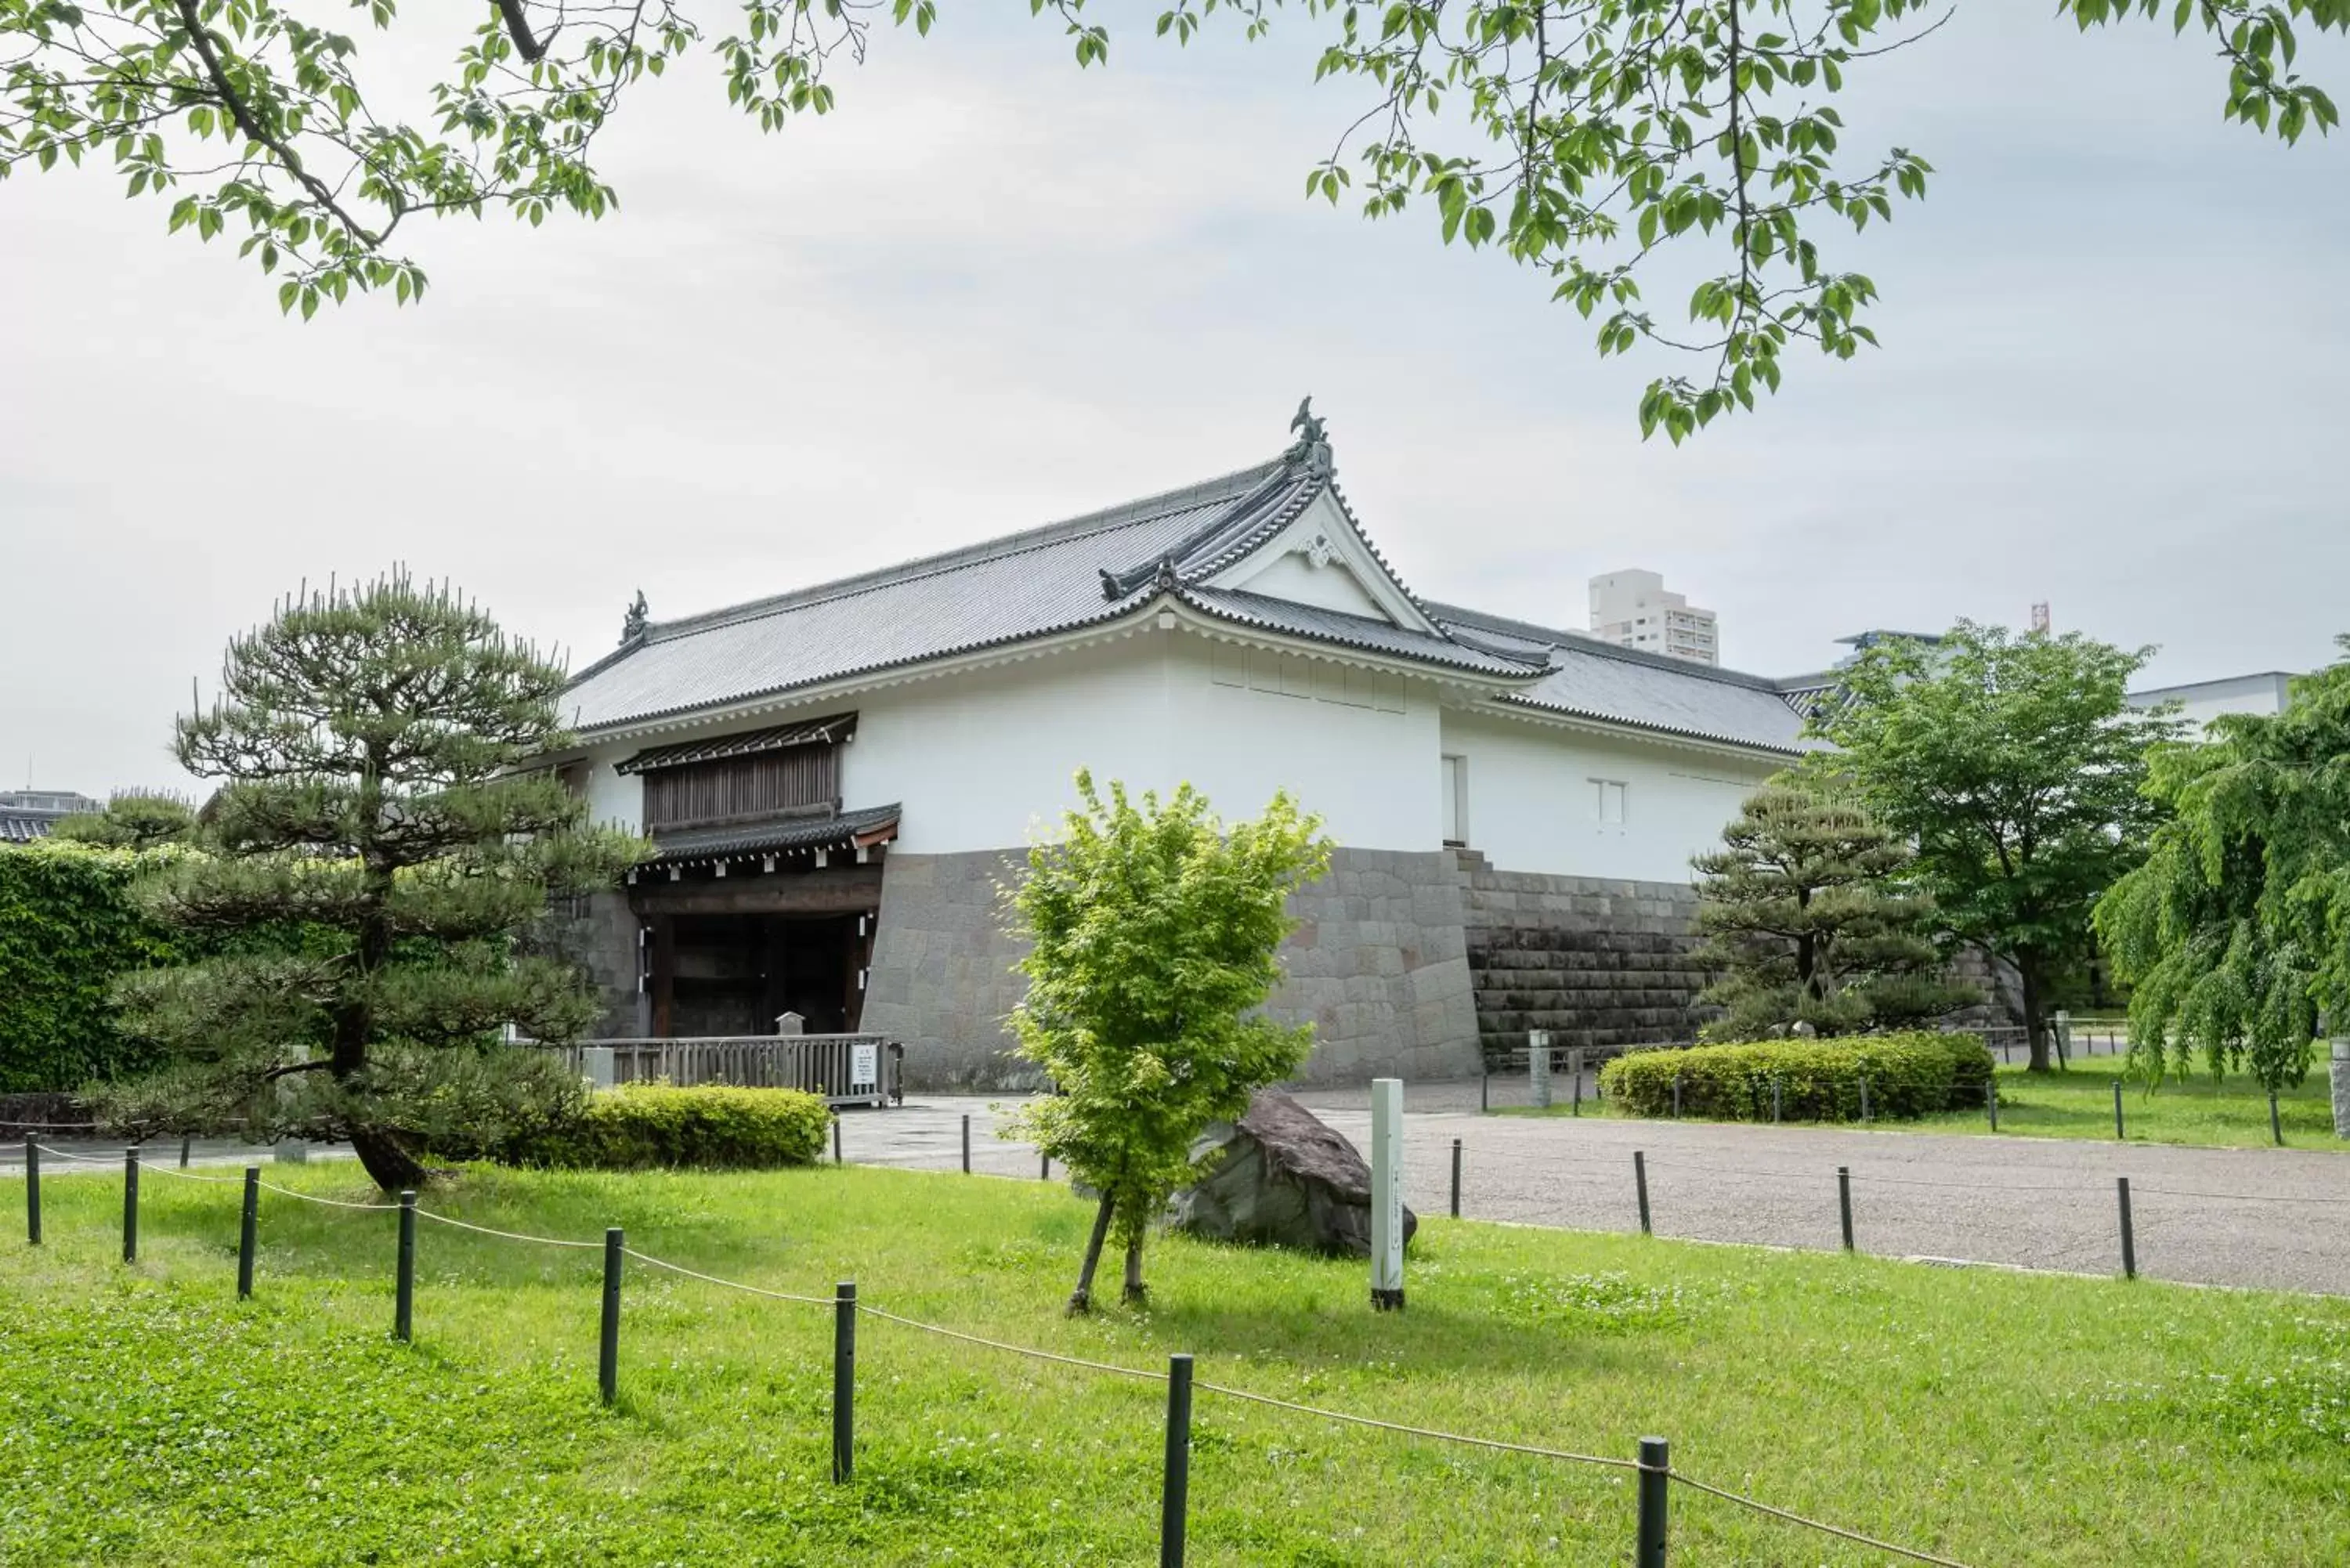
<box><xmin>843</xmin><ymin>1087</ymin><xmax>2350</xmax><ymax>1296</ymax></box>
<box><xmin>0</xmin><ymin>1136</ymin><xmax>353</xmax><ymax>1172</ymax></box>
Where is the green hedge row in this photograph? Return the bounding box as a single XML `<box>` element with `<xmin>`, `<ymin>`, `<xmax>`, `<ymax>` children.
<box><xmin>496</xmin><ymin>1084</ymin><xmax>833</xmax><ymax>1171</ymax></box>
<box><xmin>0</xmin><ymin>842</ymin><xmax>187</xmax><ymax>1093</ymax></box>
<box><xmin>1598</xmin><ymin>1032</ymin><xmax>1995</xmax><ymax>1122</ymax></box>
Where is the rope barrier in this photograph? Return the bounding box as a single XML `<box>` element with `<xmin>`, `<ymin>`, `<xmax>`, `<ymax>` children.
<box><xmin>855</xmin><ymin>1305</ymin><xmax>1170</xmax><ymax>1383</ymax></box>
<box><xmin>2130</xmin><ymin>1184</ymin><xmax>2350</xmax><ymax>1206</ymax></box>
<box><xmin>408</xmin><ymin>1208</ymin><xmax>602</xmax><ymax>1246</ymax></box>
<box><xmin>30</xmin><ymin>1143</ymin><xmax>120</xmax><ymax>1164</ymax></box>
<box><xmin>1667</xmin><ymin>1469</ymin><xmax>1979</xmax><ymax>1567</ymax></box>
<box><xmin>254</xmin><ymin>1179</ymin><xmax>400</xmax><ymax>1212</ymax></box>
<box><xmin>132</xmin><ymin>1160</ymin><xmax>248</xmax><ymax>1185</ymax></box>
<box><xmin>621</xmin><ymin>1249</ymin><xmax>834</xmax><ymax>1304</ymax></box>
<box><xmin>1191</xmin><ymin>1380</ymin><xmax>1641</xmax><ymax>1472</ymax></box>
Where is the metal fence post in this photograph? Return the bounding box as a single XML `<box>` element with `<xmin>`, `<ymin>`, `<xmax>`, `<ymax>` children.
<box><xmin>1633</xmin><ymin>1151</ymin><xmax>1651</xmax><ymax>1236</ymax></box>
<box><xmin>1160</xmin><ymin>1353</ymin><xmax>1194</xmax><ymax>1568</ymax></box>
<box><xmin>121</xmin><ymin>1148</ymin><xmax>139</xmax><ymax>1264</ymax></box>
<box><xmin>1041</xmin><ymin>1154</ymin><xmax>1052</xmax><ymax>1182</ymax></box>
<box><xmin>2113</xmin><ymin>1079</ymin><xmax>2125</xmax><ymax>1141</ymax></box>
<box><xmin>1671</xmin><ymin>1075</ymin><xmax>1682</xmax><ymax>1119</ymax></box>
<box><xmin>1837</xmin><ymin>1166</ymin><xmax>1854</xmax><ymax>1252</ymax></box>
<box><xmin>179</xmin><ymin>1135</ymin><xmax>191</xmax><ymax>1169</ymax></box>
<box><xmin>1771</xmin><ymin>1076</ymin><xmax>1783</xmax><ymax>1125</ymax></box>
<box><xmin>1449</xmin><ymin>1138</ymin><xmax>1462</xmax><ymax>1219</ymax></box>
<box><xmin>237</xmin><ymin>1166</ymin><xmax>258</xmax><ymax>1299</ymax></box>
<box><xmin>833</xmin><ymin>1115</ymin><xmax>844</xmax><ymax>1167</ymax></box>
<box><xmin>24</xmin><ymin>1138</ymin><xmax>38</xmax><ymax>1247</ymax></box>
<box><xmin>600</xmin><ymin>1227</ymin><xmax>624</xmax><ymax>1407</ymax></box>
<box><xmin>961</xmin><ymin>1114</ymin><xmax>971</xmax><ymax>1174</ymax></box>
<box><xmin>2117</xmin><ymin>1177</ymin><xmax>2136</xmax><ymax>1281</ymax></box>
<box><xmin>395</xmin><ymin>1190</ymin><xmax>417</xmax><ymax>1342</ymax></box>
<box><xmin>1480</xmin><ymin>1066</ymin><xmax>1489</xmax><ymax>1114</ymax></box>
<box><xmin>1570</xmin><ymin>1047</ymin><xmax>1585</xmax><ymax>1117</ymax></box>
<box><xmin>1636</xmin><ymin>1436</ymin><xmax>1670</xmax><ymax>1567</ymax></box>
<box><xmin>832</xmin><ymin>1281</ymin><xmax>856</xmax><ymax>1483</ymax></box>
<box><xmin>1985</xmin><ymin>1081</ymin><xmax>1999</xmax><ymax>1132</ymax></box>
<box><xmin>1859</xmin><ymin>1075</ymin><xmax>1871</xmax><ymax>1125</ymax></box>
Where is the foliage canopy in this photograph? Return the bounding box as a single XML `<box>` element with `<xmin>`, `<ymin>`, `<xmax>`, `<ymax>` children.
<box><xmin>96</xmin><ymin>571</ymin><xmax>644</xmax><ymax>1189</ymax></box>
<box><xmin>48</xmin><ymin>792</ymin><xmax>198</xmax><ymax>849</ymax></box>
<box><xmin>1690</xmin><ymin>782</ymin><xmax>1972</xmax><ymax>1039</ymax></box>
<box><xmin>0</xmin><ymin>838</ymin><xmax>187</xmax><ymax>1092</ymax></box>
<box><xmin>1003</xmin><ymin>771</ymin><xmax>1331</xmax><ymax>1311</ymax></box>
<box><xmin>2</xmin><ymin>0</ymin><xmax>2339</xmax><ymax>433</ymax></box>
<box><xmin>2095</xmin><ymin>638</ymin><xmax>2350</xmax><ymax>1092</ymax></box>
<box><xmin>1809</xmin><ymin>621</ymin><xmax>2179</xmax><ymax>1070</ymax></box>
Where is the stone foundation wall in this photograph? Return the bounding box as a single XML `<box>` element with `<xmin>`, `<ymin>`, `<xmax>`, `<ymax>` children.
<box><xmin>530</xmin><ymin>891</ymin><xmax>642</xmax><ymax>1039</ymax></box>
<box><xmin>861</xmin><ymin>847</ymin><xmax>1484</xmax><ymax>1092</ymax></box>
<box><xmin>1460</xmin><ymin>857</ymin><xmax>1710</xmax><ymax>1062</ymax></box>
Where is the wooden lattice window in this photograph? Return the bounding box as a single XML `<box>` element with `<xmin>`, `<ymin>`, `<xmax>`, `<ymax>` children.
<box><xmin>642</xmin><ymin>746</ymin><xmax>840</xmax><ymax>833</ymax></box>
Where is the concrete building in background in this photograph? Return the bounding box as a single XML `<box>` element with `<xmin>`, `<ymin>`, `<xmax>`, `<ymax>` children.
<box><xmin>548</xmin><ymin>412</ymin><xmax>1820</xmax><ymax>1090</ymax></box>
<box><xmin>0</xmin><ymin>789</ymin><xmax>99</xmax><ymax>844</ymax></box>
<box><xmin>2127</xmin><ymin>671</ymin><xmax>2296</xmax><ymax>739</ymax></box>
<box><xmin>1589</xmin><ymin>569</ymin><xmax>1719</xmax><ymax>666</ymax></box>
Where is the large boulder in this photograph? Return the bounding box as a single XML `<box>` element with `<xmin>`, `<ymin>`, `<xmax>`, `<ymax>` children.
<box><xmin>1168</xmin><ymin>1090</ymin><xmax>1418</xmax><ymax>1257</ymax></box>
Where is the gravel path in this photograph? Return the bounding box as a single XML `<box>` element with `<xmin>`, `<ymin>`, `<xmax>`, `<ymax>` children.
<box><xmin>844</xmin><ymin>1089</ymin><xmax>2350</xmax><ymax>1297</ymax></box>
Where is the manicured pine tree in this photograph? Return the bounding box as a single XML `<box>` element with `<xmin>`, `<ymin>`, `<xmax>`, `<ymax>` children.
<box><xmin>49</xmin><ymin>792</ymin><xmax>199</xmax><ymax>850</ymax></box>
<box><xmin>98</xmin><ymin>573</ymin><xmax>644</xmax><ymax>1190</ymax></box>
<box><xmin>1691</xmin><ymin>784</ymin><xmax>1974</xmax><ymax>1039</ymax></box>
<box><xmin>1004</xmin><ymin>772</ymin><xmax>1332</xmax><ymax>1313</ymax></box>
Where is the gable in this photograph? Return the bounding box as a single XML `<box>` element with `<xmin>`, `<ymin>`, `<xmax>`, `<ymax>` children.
<box><xmin>1202</xmin><ymin>490</ymin><xmax>1433</xmax><ymax>632</ymax></box>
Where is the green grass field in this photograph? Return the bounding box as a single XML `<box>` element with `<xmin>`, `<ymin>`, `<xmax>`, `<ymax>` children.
<box><xmin>1509</xmin><ymin>1050</ymin><xmax>2343</xmax><ymax>1151</ymax></box>
<box><xmin>4</xmin><ymin>1160</ymin><xmax>2347</xmax><ymax>1566</ymax></box>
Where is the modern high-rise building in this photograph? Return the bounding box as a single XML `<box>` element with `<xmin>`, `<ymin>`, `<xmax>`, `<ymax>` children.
<box><xmin>1588</xmin><ymin>569</ymin><xmax>1719</xmax><ymax>666</ymax></box>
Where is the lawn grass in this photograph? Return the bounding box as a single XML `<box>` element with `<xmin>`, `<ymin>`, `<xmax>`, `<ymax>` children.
<box><xmin>4</xmin><ymin>1160</ymin><xmax>2348</xmax><ymax>1566</ymax></box>
<box><xmin>1506</xmin><ymin>1050</ymin><xmax>2343</xmax><ymax>1151</ymax></box>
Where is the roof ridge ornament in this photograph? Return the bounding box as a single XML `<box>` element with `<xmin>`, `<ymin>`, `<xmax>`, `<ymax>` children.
<box><xmin>620</xmin><ymin>590</ymin><xmax>649</xmax><ymax>645</ymax></box>
<box><xmin>1284</xmin><ymin>396</ymin><xmax>1334</xmax><ymax>477</ymax></box>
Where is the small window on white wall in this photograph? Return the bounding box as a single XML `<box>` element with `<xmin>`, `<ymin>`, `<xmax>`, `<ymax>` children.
<box><xmin>1593</xmin><ymin>779</ymin><xmax>1629</xmax><ymax>826</ymax></box>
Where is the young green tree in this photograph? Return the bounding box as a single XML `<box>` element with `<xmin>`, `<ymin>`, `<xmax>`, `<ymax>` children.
<box><xmin>1691</xmin><ymin>782</ymin><xmax>1972</xmax><ymax>1039</ymax></box>
<box><xmin>95</xmin><ymin>573</ymin><xmax>644</xmax><ymax>1190</ymax></box>
<box><xmin>1810</xmin><ymin>622</ymin><xmax>2180</xmax><ymax>1071</ymax></box>
<box><xmin>1003</xmin><ymin>771</ymin><xmax>1332</xmax><ymax>1313</ymax></box>
<box><xmin>49</xmin><ymin>792</ymin><xmax>198</xmax><ymax>850</ymax></box>
<box><xmin>2095</xmin><ymin>640</ymin><xmax>2350</xmax><ymax>1097</ymax></box>
<box><xmin>2</xmin><ymin>0</ymin><xmax>2336</xmax><ymax>434</ymax></box>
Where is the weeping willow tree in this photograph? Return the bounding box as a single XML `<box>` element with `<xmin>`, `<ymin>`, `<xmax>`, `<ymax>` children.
<box><xmin>2095</xmin><ymin>638</ymin><xmax>2350</xmax><ymax>1093</ymax></box>
<box><xmin>94</xmin><ymin>573</ymin><xmax>645</xmax><ymax>1190</ymax></box>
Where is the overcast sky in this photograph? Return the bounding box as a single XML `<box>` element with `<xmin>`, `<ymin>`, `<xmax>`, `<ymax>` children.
<box><xmin>3</xmin><ymin>5</ymin><xmax>2344</xmax><ymax>796</ymax></box>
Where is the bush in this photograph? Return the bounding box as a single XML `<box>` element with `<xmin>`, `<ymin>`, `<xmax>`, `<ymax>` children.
<box><xmin>0</xmin><ymin>841</ymin><xmax>188</xmax><ymax>1093</ymax></box>
<box><xmin>498</xmin><ymin>1084</ymin><xmax>833</xmax><ymax>1171</ymax></box>
<box><xmin>1599</xmin><ymin>1031</ymin><xmax>1994</xmax><ymax>1122</ymax></box>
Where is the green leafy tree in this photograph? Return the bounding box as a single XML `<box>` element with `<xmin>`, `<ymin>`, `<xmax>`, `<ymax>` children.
<box><xmin>94</xmin><ymin>573</ymin><xmax>645</xmax><ymax>1190</ymax></box>
<box><xmin>1003</xmin><ymin>771</ymin><xmax>1332</xmax><ymax>1313</ymax></box>
<box><xmin>3</xmin><ymin>0</ymin><xmax>2337</xmax><ymax>433</ymax></box>
<box><xmin>2095</xmin><ymin>639</ymin><xmax>2350</xmax><ymax>1095</ymax></box>
<box><xmin>1691</xmin><ymin>782</ymin><xmax>1972</xmax><ymax>1039</ymax></box>
<box><xmin>49</xmin><ymin>792</ymin><xmax>198</xmax><ymax>849</ymax></box>
<box><xmin>1810</xmin><ymin>622</ymin><xmax>2180</xmax><ymax>1071</ymax></box>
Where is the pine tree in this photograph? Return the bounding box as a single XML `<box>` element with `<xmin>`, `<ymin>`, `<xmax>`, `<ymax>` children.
<box><xmin>96</xmin><ymin>573</ymin><xmax>644</xmax><ymax>1190</ymax></box>
<box><xmin>1691</xmin><ymin>785</ymin><xmax>1974</xmax><ymax>1039</ymax></box>
<box><xmin>49</xmin><ymin>792</ymin><xmax>198</xmax><ymax>849</ymax></box>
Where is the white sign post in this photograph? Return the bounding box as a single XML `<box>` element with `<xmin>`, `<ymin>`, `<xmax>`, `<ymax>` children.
<box><xmin>851</xmin><ymin>1042</ymin><xmax>879</xmax><ymax>1094</ymax></box>
<box><xmin>1369</xmin><ymin>1077</ymin><xmax>1405</xmax><ymax>1312</ymax></box>
<box><xmin>1529</xmin><ymin>1028</ymin><xmax>1553</xmax><ymax>1109</ymax></box>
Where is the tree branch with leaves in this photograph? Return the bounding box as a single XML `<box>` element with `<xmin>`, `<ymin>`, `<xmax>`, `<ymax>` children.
<box><xmin>3</xmin><ymin>0</ymin><xmax>2338</xmax><ymax>426</ymax></box>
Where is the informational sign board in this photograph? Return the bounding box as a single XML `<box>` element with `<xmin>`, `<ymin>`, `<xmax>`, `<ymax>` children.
<box><xmin>851</xmin><ymin>1042</ymin><xmax>879</xmax><ymax>1093</ymax></box>
<box><xmin>1369</xmin><ymin>1077</ymin><xmax>1405</xmax><ymax>1311</ymax></box>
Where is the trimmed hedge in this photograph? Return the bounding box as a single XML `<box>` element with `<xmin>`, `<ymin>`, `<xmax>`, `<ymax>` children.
<box><xmin>0</xmin><ymin>841</ymin><xmax>187</xmax><ymax>1093</ymax></box>
<box><xmin>498</xmin><ymin>1084</ymin><xmax>833</xmax><ymax>1171</ymax></box>
<box><xmin>1599</xmin><ymin>1032</ymin><xmax>1995</xmax><ymax>1122</ymax></box>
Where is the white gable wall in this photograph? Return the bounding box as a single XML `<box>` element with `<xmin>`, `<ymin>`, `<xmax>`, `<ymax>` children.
<box><xmin>1437</xmin><ymin>709</ymin><xmax>1772</xmax><ymax>883</ymax></box>
<box><xmin>1228</xmin><ymin>551</ymin><xmax>1392</xmax><ymax>619</ymax></box>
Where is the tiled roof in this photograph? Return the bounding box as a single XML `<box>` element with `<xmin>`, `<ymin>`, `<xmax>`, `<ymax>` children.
<box><xmin>616</xmin><ymin>713</ymin><xmax>857</xmax><ymax>776</ymax></box>
<box><xmin>1427</xmin><ymin>605</ymin><xmax>1818</xmax><ymax>756</ymax></box>
<box><xmin>645</xmin><ymin>803</ymin><xmax>902</xmax><ymax>868</ymax></box>
<box><xmin>1</xmin><ymin>811</ymin><xmax>58</xmax><ymax>844</ymax></box>
<box><xmin>560</xmin><ymin>445</ymin><xmax>1812</xmax><ymax>759</ymax></box>
<box><xmin>562</xmin><ymin>453</ymin><xmax>1535</xmax><ymax>733</ymax></box>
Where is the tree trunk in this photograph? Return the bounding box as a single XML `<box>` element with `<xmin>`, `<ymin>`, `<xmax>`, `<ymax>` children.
<box><xmin>349</xmin><ymin>1125</ymin><xmax>429</xmax><ymax>1191</ymax></box>
<box><xmin>1067</xmin><ymin>1190</ymin><xmax>1115</xmax><ymax>1315</ymax></box>
<box><xmin>2020</xmin><ymin>956</ymin><xmax>2050</xmax><ymax>1074</ymax></box>
<box><xmin>1121</xmin><ymin>1227</ymin><xmax>1148</xmax><ymax>1307</ymax></box>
